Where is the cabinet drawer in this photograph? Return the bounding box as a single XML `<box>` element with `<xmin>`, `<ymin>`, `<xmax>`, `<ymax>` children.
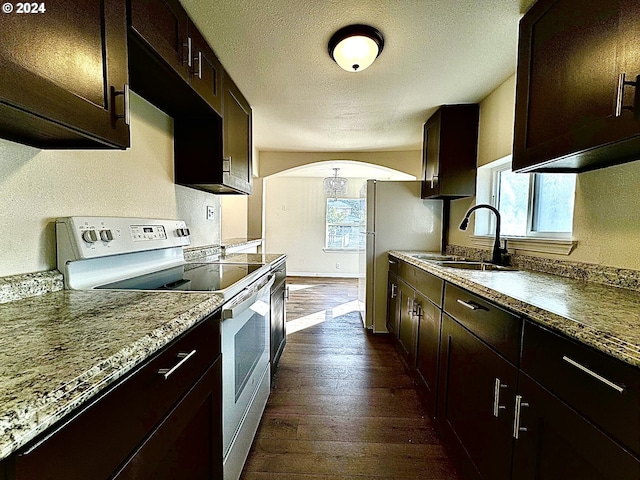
<box><xmin>444</xmin><ymin>283</ymin><xmax>521</xmax><ymax>364</ymax></box>
<box><xmin>398</xmin><ymin>261</ymin><xmax>443</xmax><ymax>307</ymax></box>
<box><xmin>522</xmin><ymin>321</ymin><xmax>640</xmax><ymax>456</ymax></box>
<box><xmin>14</xmin><ymin>315</ymin><xmax>220</xmax><ymax>480</ymax></box>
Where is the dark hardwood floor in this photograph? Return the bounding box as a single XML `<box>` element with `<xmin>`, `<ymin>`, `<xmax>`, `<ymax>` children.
<box><xmin>240</xmin><ymin>277</ymin><xmax>461</xmax><ymax>480</ymax></box>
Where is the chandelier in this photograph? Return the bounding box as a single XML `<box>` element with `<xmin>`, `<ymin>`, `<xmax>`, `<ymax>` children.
<box><xmin>323</xmin><ymin>168</ymin><xmax>348</xmax><ymax>198</ymax></box>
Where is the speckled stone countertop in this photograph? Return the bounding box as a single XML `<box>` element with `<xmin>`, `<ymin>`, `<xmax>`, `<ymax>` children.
<box><xmin>390</xmin><ymin>251</ymin><xmax>640</xmax><ymax>369</ymax></box>
<box><xmin>220</xmin><ymin>238</ymin><xmax>262</xmax><ymax>249</ymax></box>
<box><xmin>0</xmin><ymin>289</ymin><xmax>223</xmax><ymax>461</ymax></box>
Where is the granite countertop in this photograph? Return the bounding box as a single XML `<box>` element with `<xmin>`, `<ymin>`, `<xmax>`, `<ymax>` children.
<box><xmin>390</xmin><ymin>251</ymin><xmax>640</xmax><ymax>369</ymax></box>
<box><xmin>220</xmin><ymin>238</ymin><xmax>262</xmax><ymax>249</ymax></box>
<box><xmin>0</xmin><ymin>289</ymin><xmax>223</xmax><ymax>461</ymax></box>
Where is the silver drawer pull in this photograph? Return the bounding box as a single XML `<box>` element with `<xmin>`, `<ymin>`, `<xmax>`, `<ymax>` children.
<box><xmin>158</xmin><ymin>350</ymin><xmax>197</xmax><ymax>380</ymax></box>
<box><xmin>513</xmin><ymin>394</ymin><xmax>529</xmax><ymax>439</ymax></box>
<box><xmin>562</xmin><ymin>356</ymin><xmax>625</xmax><ymax>394</ymax></box>
<box><xmin>493</xmin><ymin>377</ymin><xmax>508</xmax><ymax>418</ymax></box>
<box><xmin>457</xmin><ymin>298</ymin><xmax>481</xmax><ymax>311</ymax></box>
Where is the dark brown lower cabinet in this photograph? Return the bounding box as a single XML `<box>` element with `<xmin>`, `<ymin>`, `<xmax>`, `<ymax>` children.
<box><xmin>397</xmin><ymin>279</ymin><xmax>417</xmax><ymax>369</ymax></box>
<box><xmin>113</xmin><ymin>358</ymin><xmax>222</xmax><ymax>479</ymax></box>
<box><xmin>6</xmin><ymin>315</ymin><xmax>222</xmax><ymax>480</ymax></box>
<box><xmin>414</xmin><ymin>291</ymin><xmax>440</xmax><ymax>418</ymax></box>
<box><xmin>386</xmin><ymin>271</ymin><xmax>399</xmax><ymax>335</ymax></box>
<box><xmin>438</xmin><ymin>313</ymin><xmax>517</xmax><ymax>480</ymax></box>
<box><xmin>270</xmin><ymin>261</ymin><xmax>287</xmax><ymax>377</ymax></box>
<box><xmin>512</xmin><ymin>372</ymin><xmax>640</xmax><ymax>479</ymax></box>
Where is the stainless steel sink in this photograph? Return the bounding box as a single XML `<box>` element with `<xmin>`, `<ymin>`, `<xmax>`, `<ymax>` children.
<box><xmin>435</xmin><ymin>260</ymin><xmax>516</xmax><ymax>271</ymax></box>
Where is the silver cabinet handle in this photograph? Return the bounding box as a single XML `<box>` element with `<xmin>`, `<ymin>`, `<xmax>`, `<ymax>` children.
<box><xmin>562</xmin><ymin>356</ymin><xmax>625</xmax><ymax>394</ymax></box>
<box><xmin>223</xmin><ymin>156</ymin><xmax>232</xmax><ymax>173</ymax></box>
<box><xmin>390</xmin><ymin>283</ymin><xmax>397</xmax><ymax>299</ymax></box>
<box><xmin>513</xmin><ymin>394</ymin><xmax>529</xmax><ymax>439</ymax></box>
<box><xmin>456</xmin><ymin>298</ymin><xmax>480</xmax><ymax>310</ymax></box>
<box><xmin>158</xmin><ymin>350</ymin><xmax>196</xmax><ymax>380</ymax></box>
<box><xmin>615</xmin><ymin>72</ymin><xmax>639</xmax><ymax>118</ymax></box>
<box><xmin>111</xmin><ymin>84</ymin><xmax>130</xmax><ymax>126</ymax></box>
<box><xmin>493</xmin><ymin>377</ymin><xmax>508</xmax><ymax>417</ymax></box>
<box><xmin>194</xmin><ymin>50</ymin><xmax>202</xmax><ymax>79</ymax></box>
<box><xmin>285</xmin><ymin>285</ymin><xmax>290</xmax><ymax>300</ymax></box>
<box><xmin>184</xmin><ymin>37</ymin><xmax>193</xmax><ymax>67</ymax></box>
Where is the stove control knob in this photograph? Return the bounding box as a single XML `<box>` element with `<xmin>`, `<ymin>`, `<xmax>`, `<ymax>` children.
<box><xmin>100</xmin><ymin>229</ymin><xmax>114</xmax><ymax>242</ymax></box>
<box><xmin>176</xmin><ymin>228</ymin><xmax>190</xmax><ymax>237</ymax></box>
<box><xmin>81</xmin><ymin>230</ymin><xmax>98</xmax><ymax>244</ymax></box>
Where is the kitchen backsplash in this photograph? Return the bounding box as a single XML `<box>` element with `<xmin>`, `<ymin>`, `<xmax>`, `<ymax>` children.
<box><xmin>0</xmin><ymin>271</ymin><xmax>63</xmax><ymax>304</ymax></box>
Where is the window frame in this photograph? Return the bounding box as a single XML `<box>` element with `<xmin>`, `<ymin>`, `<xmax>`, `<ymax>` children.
<box><xmin>324</xmin><ymin>197</ymin><xmax>365</xmax><ymax>252</ymax></box>
<box><xmin>471</xmin><ymin>156</ymin><xmax>577</xmax><ymax>255</ymax></box>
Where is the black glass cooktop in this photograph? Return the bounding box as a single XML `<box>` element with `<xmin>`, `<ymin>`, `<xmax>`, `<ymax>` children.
<box><xmin>96</xmin><ymin>263</ymin><xmax>265</xmax><ymax>292</ymax></box>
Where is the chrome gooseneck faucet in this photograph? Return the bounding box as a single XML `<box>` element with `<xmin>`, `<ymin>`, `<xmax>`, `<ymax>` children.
<box><xmin>459</xmin><ymin>204</ymin><xmax>508</xmax><ymax>265</ymax></box>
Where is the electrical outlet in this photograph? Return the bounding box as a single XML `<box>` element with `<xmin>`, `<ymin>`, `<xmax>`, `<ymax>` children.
<box><xmin>336</xmin><ymin>262</ymin><xmax>340</xmax><ymax>269</ymax></box>
<box><xmin>206</xmin><ymin>205</ymin><xmax>216</xmax><ymax>221</ymax></box>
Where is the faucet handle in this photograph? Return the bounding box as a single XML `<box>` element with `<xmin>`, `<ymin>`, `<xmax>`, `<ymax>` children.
<box><xmin>501</xmin><ymin>238</ymin><xmax>508</xmax><ymax>253</ymax></box>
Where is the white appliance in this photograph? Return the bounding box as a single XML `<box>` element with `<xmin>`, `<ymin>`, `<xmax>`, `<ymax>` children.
<box><xmin>55</xmin><ymin>216</ymin><xmax>273</xmax><ymax>480</ymax></box>
<box><xmin>358</xmin><ymin>180</ymin><xmax>443</xmax><ymax>333</ymax></box>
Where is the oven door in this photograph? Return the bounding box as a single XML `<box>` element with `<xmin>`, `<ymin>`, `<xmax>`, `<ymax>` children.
<box><xmin>221</xmin><ymin>275</ymin><xmax>274</xmax><ymax>480</ymax></box>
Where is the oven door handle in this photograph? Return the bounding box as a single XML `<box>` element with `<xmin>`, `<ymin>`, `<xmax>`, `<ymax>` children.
<box><xmin>222</xmin><ymin>275</ymin><xmax>275</xmax><ymax>320</ymax></box>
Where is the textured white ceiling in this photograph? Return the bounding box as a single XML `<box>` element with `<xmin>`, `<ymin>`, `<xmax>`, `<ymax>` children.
<box><xmin>180</xmin><ymin>0</ymin><xmax>535</xmax><ymax>153</ymax></box>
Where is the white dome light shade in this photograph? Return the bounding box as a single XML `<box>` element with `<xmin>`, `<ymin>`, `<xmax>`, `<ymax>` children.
<box><xmin>328</xmin><ymin>25</ymin><xmax>384</xmax><ymax>73</ymax></box>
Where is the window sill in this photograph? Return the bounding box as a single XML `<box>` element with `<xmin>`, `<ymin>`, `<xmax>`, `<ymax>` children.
<box><xmin>322</xmin><ymin>248</ymin><xmax>361</xmax><ymax>254</ymax></box>
<box><xmin>469</xmin><ymin>235</ymin><xmax>577</xmax><ymax>256</ymax></box>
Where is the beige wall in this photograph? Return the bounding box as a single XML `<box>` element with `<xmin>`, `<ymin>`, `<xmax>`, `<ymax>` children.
<box><xmin>449</xmin><ymin>74</ymin><xmax>640</xmax><ymax>270</ymax></box>
<box><xmin>264</xmin><ymin>176</ymin><xmax>369</xmax><ymax>276</ymax></box>
<box><xmin>0</xmin><ymin>92</ymin><xmax>221</xmax><ymax>276</ymax></box>
<box><xmin>250</xmin><ymin>150</ymin><xmax>422</xmax><ymax>250</ymax></box>
<box><xmin>221</xmin><ymin>195</ymin><xmax>248</xmax><ymax>240</ymax></box>
<box><xmin>259</xmin><ymin>150</ymin><xmax>422</xmax><ymax>178</ymax></box>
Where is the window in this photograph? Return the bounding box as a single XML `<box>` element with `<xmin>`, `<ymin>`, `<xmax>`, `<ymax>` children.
<box><xmin>475</xmin><ymin>157</ymin><xmax>576</xmax><ymax>239</ymax></box>
<box><xmin>325</xmin><ymin>198</ymin><xmax>365</xmax><ymax>250</ymax></box>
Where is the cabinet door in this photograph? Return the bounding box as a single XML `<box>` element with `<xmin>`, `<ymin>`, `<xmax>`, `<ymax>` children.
<box><xmin>421</xmin><ymin>105</ymin><xmax>478</xmax><ymax>199</ymax></box>
<box><xmin>222</xmin><ymin>71</ymin><xmax>253</xmax><ymax>194</ymax></box>
<box><xmin>513</xmin><ymin>0</ymin><xmax>640</xmax><ymax>172</ymax></box>
<box><xmin>420</xmin><ymin>111</ymin><xmax>442</xmax><ymax>198</ymax></box>
<box><xmin>113</xmin><ymin>358</ymin><xmax>223</xmax><ymax>480</ymax></box>
<box><xmin>189</xmin><ymin>24</ymin><xmax>223</xmax><ymax>114</ymax></box>
<box><xmin>512</xmin><ymin>373</ymin><xmax>640</xmax><ymax>480</ymax></box>
<box><xmin>439</xmin><ymin>314</ymin><xmax>517</xmax><ymax>480</ymax></box>
<box><xmin>129</xmin><ymin>0</ymin><xmax>189</xmax><ymax>81</ymax></box>
<box><xmin>397</xmin><ymin>280</ymin><xmax>417</xmax><ymax>369</ymax></box>
<box><xmin>386</xmin><ymin>272</ymin><xmax>399</xmax><ymax>335</ymax></box>
<box><xmin>415</xmin><ymin>292</ymin><xmax>440</xmax><ymax>418</ymax></box>
<box><xmin>270</xmin><ymin>280</ymin><xmax>286</xmax><ymax>376</ymax></box>
<box><xmin>0</xmin><ymin>0</ymin><xmax>129</xmax><ymax>148</ymax></box>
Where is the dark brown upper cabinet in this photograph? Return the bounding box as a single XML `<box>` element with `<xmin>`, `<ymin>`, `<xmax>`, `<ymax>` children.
<box><xmin>129</xmin><ymin>0</ymin><xmax>190</xmax><ymax>82</ymax></box>
<box><xmin>189</xmin><ymin>25</ymin><xmax>223</xmax><ymax>114</ymax></box>
<box><xmin>513</xmin><ymin>0</ymin><xmax>640</xmax><ymax>173</ymax></box>
<box><xmin>0</xmin><ymin>0</ymin><xmax>130</xmax><ymax>149</ymax></box>
<box><xmin>421</xmin><ymin>104</ymin><xmax>479</xmax><ymax>199</ymax></box>
<box><xmin>128</xmin><ymin>0</ymin><xmax>221</xmax><ymax>116</ymax></box>
<box><xmin>129</xmin><ymin>0</ymin><xmax>251</xmax><ymax>194</ymax></box>
<box><xmin>174</xmin><ymin>70</ymin><xmax>253</xmax><ymax>195</ymax></box>
<box><xmin>222</xmin><ymin>72</ymin><xmax>253</xmax><ymax>194</ymax></box>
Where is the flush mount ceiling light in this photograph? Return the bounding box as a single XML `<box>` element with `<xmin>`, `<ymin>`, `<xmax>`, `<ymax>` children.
<box><xmin>328</xmin><ymin>24</ymin><xmax>385</xmax><ymax>73</ymax></box>
<box><xmin>324</xmin><ymin>168</ymin><xmax>348</xmax><ymax>198</ymax></box>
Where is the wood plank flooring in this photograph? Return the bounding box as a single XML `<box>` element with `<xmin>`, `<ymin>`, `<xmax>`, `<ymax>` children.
<box><xmin>240</xmin><ymin>277</ymin><xmax>461</xmax><ymax>480</ymax></box>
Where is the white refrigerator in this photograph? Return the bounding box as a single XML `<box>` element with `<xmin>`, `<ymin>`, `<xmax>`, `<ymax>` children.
<box><xmin>357</xmin><ymin>180</ymin><xmax>443</xmax><ymax>333</ymax></box>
